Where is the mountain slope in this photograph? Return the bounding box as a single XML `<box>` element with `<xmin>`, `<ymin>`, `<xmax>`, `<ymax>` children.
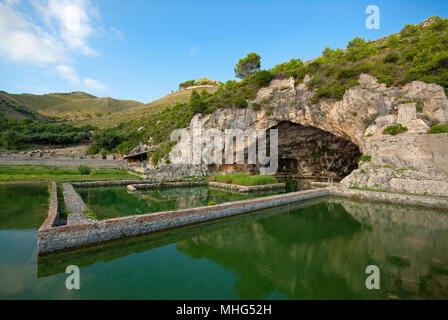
<box><xmin>0</xmin><ymin>91</ymin><xmax>46</xmax><ymax>121</ymax></box>
<box><xmin>75</xmin><ymin>86</ymin><xmax>218</xmax><ymax>128</ymax></box>
<box><xmin>1</xmin><ymin>91</ymin><xmax>144</xmax><ymax>121</ymax></box>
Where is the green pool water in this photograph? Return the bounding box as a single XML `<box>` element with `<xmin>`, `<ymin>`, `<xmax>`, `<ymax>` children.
<box><xmin>1</xmin><ymin>183</ymin><xmax>448</xmax><ymax>299</ymax></box>
<box><xmin>76</xmin><ymin>185</ymin><xmax>296</xmax><ymax>220</ymax></box>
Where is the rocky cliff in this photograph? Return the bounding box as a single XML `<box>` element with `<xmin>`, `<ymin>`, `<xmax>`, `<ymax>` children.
<box><xmin>169</xmin><ymin>74</ymin><xmax>448</xmax><ymax>196</ymax></box>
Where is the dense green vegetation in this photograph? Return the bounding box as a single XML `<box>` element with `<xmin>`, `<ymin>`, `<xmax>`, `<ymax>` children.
<box><xmin>211</xmin><ymin>173</ymin><xmax>279</xmax><ymax>186</ymax></box>
<box><xmin>383</xmin><ymin>124</ymin><xmax>408</xmax><ymax>135</ymax></box>
<box><xmin>0</xmin><ymin>96</ymin><xmax>37</xmax><ymax>118</ymax></box>
<box><xmin>178</xmin><ymin>78</ymin><xmax>220</xmax><ymax>89</ymax></box>
<box><xmin>77</xmin><ymin>165</ymin><xmax>91</xmax><ymax>175</ymax></box>
<box><xmin>429</xmin><ymin>124</ymin><xmax>448</xmax><ymax>133</ymax></box>
<box><xmin>0</xmin><ymin>118</ymin><xmax>93</xmax><ymax>150</ymax></box>
<box><xmin>270</xmin><ymin>16</ymin><xmax>448</xmax><ymax>103</ymax></box>
<box><xmin>358</xmin><ymin>155</ymin><xmax>372</xmax><ymax>163</ymax></box>
<box><xmin>87</xmin><ymin>100</ymin><xmax>193</xmax><ymax>157</ymax></box>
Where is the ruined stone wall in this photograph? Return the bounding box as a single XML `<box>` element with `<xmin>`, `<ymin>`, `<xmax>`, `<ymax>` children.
<box><xmin>37</xmin><ymin>188</ymin><xmax>330</xmax><ymax>254</ymax></box>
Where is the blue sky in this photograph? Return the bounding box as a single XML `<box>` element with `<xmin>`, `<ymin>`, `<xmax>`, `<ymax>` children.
<box><xmin>0</xmin><ymin>0</ymin><xmax>447</xmax><ymax>103</ymax></box>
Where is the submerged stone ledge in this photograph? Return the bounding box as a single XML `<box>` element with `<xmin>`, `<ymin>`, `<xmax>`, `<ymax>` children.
<box><xmin>128</xmin><ymin>180</ymin><xmax>207</xmax><ymax>192</ymax></box>
<box><xmin>330</xmin><ymin>187</ymin><xmax>448</xmax><ymax>209</ymax></box>
<box><xmin>72</xmin><ymin>179</ymin><xmax>144</xmax><ymax>188</ymax></box>
<box><xmin>208</xmin><ymin>181</ymin><xmax>286</xmax><ymax>193</ymax></box>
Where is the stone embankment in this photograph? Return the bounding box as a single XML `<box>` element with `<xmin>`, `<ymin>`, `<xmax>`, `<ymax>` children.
<box><xmin>37</xmin><ymin>185</ymin><xmax>329</xmax><ymax>253</ymax></box>
<box><xmin>37</xmin><ymin>180</ymin><xmax>448</xmax><ymax>254</ymax></box>
<box><xmin>209</xmin><ymin>181</ymin><xmax>285</xmax><ymax>193</ymax></box>
<box><xmin>330</xmin><ymin>186</ymin><xmax>448</xmax><ymax>209</ymax></box>
<box><xmin>0</xmin><ymin>152</ymin><xmax>122</xmax><ymax>168</ymax></box>
<box><xmin>127</xmin><ymin>181</ymin><xmax>207</xmax><ymax>192</ymax></box>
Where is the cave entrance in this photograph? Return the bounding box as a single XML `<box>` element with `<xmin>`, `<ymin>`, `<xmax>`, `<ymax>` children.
<box><xmin>279</xmin><ymin>158</ymin><xmax>298</xmax><ymax>173</ymax></box>
<box><xmin>272</xmin><ymin>121</ymin><xmax>361</xmax><ymax>178</ymax></box>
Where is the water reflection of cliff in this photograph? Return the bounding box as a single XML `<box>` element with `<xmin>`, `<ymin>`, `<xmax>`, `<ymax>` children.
<box><xmin>37</xmin><ymin>196</ymin><xmax>448</xmax><ymax>299</ymax></box>
<box><xmin>177</xmin><ymin>198</ymin><xmax>448</xmax><ymax>299</ymax></box>
<box><xmin>137</xmin><ymin>186</ymin><xmax>282</xmax><ymax>212</ymax></box>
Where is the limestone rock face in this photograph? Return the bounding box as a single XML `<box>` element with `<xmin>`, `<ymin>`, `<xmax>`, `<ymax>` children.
<box><xmin>341</xmin><ymin>162</ymin><xmax>448</xmax><ymax>197</ymax></box>
<box><xmin>167</xmin><ymin>74</ymin><xmax>448</xmax><ymax>194</ymax></box>
<box><xmin>406</xmin><ymin>81</ymin><xmax>448</xmax><ymax>123</ymax></box>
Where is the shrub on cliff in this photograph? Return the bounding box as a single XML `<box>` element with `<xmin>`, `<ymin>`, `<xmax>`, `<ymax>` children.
<box><xmin>383</xmin><ymin>124</ymin><xmax>408</xmax><ymax>135</ymax></box>
<box><xmin>429</xmin><ymin>124</ymin><xmax>448</xmax><ymax>134</ymax></box>
<box><xmin>252</xmin><ymin>70</ymin><xmax>274</xmax><ymax>87</ymax></box>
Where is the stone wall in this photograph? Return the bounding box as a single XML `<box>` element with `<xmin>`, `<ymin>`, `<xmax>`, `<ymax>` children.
<box><xmin>37</xmin><ymin>188</ymin><xmax>329</xmax><ymax>254</ymax></box>
<box><xmin>63</xmin><ymin>183</ymin><xmax>95</xmax><ymax>225</ymax></box>
<box><xmin>38</xmin><ymin>182</ymin><xmax>59</xmax><ymax>231</ymax></box>
<box><xmin>37</xmin><ymin>179</ymin><xmax>448</xmax><ymax>254</ymax></box>
<box><xmin>129</xmin><ymin>181</ymin><xmax>207</xmax><ymax>192</ymax></box>
<box><xmin>0</xmin><ymin>154</ymin><xmax>121</xmax><ymax>168</ymax></box>
<box><xmin>329</xmin><ymin>186</ymin><xmax>448</xmax><ymax>209</ymax></box>
<box><xmin>72</xmin><ymin>179</ymin><xmax>144</xmax><ymax>188</ymax></box>
<box><xmin>209</xmin><ymin>181</ymin><xmax>285</xmax><ymax>193</ymax></box>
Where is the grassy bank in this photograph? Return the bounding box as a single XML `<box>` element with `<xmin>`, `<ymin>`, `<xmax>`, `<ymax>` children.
<box><xmin>0</xmin><ymin>165</ymin><xmax>136</xmax><ymax>183</ymax></box>
<box><xmin>211</xmin><ymin>173</ymin><xmax>278</xmax><ymax>186</ymax></box>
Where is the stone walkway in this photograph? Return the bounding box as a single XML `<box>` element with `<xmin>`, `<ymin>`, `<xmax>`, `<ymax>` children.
<box><xmin>63</xmin><ymin>183</ymin><xmax>95</xmax><ymax>225</ymax></box>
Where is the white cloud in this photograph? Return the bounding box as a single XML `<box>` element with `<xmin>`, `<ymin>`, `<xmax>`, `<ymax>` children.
<box><xmin>34</xmin><ymin>0</ymin><xmax>99</xmax><ymax>56</ymax></box>
<box><xmin>55</xmin><ymin>64</ymin><xmax>80</xmax><ymax>85</ymax></box>
<box><xmin>0</xmin><ymin>3</ymin><xmax>66</xmax><ymax>64</ymax></box>
<box><xmin>83</xmin><ymin>78</ymin><xmax>108</xmax><ymax>93</ymax></box>
<box><xmin>0</xmin><ymin>0</ymin><xmax>114</xmax><ymax>93</ymax></box>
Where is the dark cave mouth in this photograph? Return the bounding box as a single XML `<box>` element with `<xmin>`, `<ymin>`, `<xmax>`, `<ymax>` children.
<box><xmin>207</xmin><ymin>121</ymin><xmax>361</xmax><ymax>178</ymax></box>
<box><xmin>273</xmin><ymin>121</ymin><xmax>361</xmax><ymax>178</ymax></box>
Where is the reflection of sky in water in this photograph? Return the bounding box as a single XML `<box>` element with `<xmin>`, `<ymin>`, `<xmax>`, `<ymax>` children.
<box><xmin>1</xmin><ymin>183</ymin><xmax>448</xmax><ymax>299</ymax></box>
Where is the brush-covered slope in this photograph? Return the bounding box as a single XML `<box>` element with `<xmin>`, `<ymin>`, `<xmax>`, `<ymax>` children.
<box><xmin>0</xmin><ymin>91</ymin><xmax>46</xmax><ymax>121</ymax></box>
<box><xmin>1</xmin><ymin>91</ymin><xmax>143</xmax><ymax>121</ymax></box>
<box><xmin>79</xmin><ymin>86</ymin><xmax>218</xmax><ymax>128</ymax></box>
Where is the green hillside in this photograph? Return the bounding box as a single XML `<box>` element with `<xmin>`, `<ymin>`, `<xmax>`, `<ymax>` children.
<box><xmin>0</xmin><ymin>91</ymin><xmax>46</xmax><ymax>121</ymax></box>
<box><xmin>75</xmin><ymin>86</ymin><xmax>218</xmax><ymax>128</ymax></box>
<box><xmin>1</xmin><ymin>91</ymin><xmax>143</xmax><ymax>121</ymax></box>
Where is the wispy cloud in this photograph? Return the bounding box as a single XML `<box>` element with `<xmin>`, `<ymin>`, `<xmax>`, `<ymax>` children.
<box><xmin>83</xmin><ymin>78</ymin><xmax>108</xmax><ymax>93</ymax></box>
<box><xmin>33</xmin><ymin>0</ymin><xmax>99</xmax><ymax>56</ymax></box>
<box><xmin>109</xmin><ymin>26</ymin><xmax>123</xmax><ymax>40</ymax></box>
<box><xmin>189</xmin><ymin>45</ymin><xmax>199</xmax><ymax>56</ymax></box>
<box><xmin>55</xmin><ymin>64</ymin><xmax>80</xmax><ymax>85</ymax></box>
<box><xmin>0</xmin><ymin>0</ymin><xmax>114</xmax><ymax>93</ymax></box>
<box><xmin>0</xmin><ymin>2</ymin><xmax>66</xmax><ymax>64</ymax></box>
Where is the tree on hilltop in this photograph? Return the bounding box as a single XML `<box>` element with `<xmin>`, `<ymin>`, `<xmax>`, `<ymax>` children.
<box><xmin>234</xmin><ymin>52</ymin><xmax>261</xmax><ymax>79</ymax></box>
